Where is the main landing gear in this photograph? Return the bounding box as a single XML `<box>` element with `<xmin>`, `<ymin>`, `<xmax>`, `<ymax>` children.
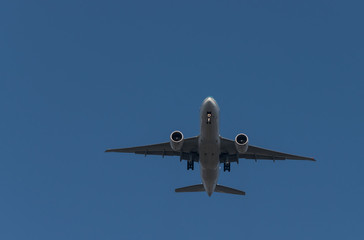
<box><xmin>224</xmin><ymin>162</ymin><xmax>230</xmax><ymax>172</ymax></box>
<box><xmin>187</xmin><ymin>160</ymin><xmax>194</xmax><ymax>170</ymax></box>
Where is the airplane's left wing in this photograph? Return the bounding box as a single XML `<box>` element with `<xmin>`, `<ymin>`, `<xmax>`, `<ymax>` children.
<box><xmin>105</xmin><ymin>136</ymin><xmax>199</xmax><ymax>161</ymax></box>
<box><xmin>242</xmin><ymin>145</ymin><xmax>315</xmax><ymax>161</ymax></box>
<box><xmin>220</xmin><ymin>137</ymin><xmax>315</xmax><ymax>162</ymax></box>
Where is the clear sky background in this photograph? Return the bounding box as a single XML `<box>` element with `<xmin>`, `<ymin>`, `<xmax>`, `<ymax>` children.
<box><xmin>1</xmin><ymin>1</ymin><xmax>363</xmax><ymax>239</ymax></box>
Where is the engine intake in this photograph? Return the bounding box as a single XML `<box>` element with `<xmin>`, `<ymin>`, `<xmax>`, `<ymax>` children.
<box><xmin>170</xmin><ymin>131</ymin><xmax>184</xmax><ymax>151</ymax></box>
<box><xmin>235</xmin><ymin>133</ymin><xmax>249</xmax><ymax>153</ymax></box>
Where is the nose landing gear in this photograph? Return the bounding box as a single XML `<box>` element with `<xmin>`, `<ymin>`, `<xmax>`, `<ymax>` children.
<box><xmin>187</xmin><ymin>160</ymin><xmax>194</xmax><ymax>170</ymax></box>
<box><xmin>206</xmin><ymin>112</ymin><xmax>212</xmax><ymax>124</ymax></box>
<box><xmin>224</xmin><ymin>162</ymin><xmax>230</xmax><ymax>172</ymax></box>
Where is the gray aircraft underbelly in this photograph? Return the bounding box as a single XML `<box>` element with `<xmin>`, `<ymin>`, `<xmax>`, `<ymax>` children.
<box><xmin>199</xmin><ymin>98</ymin><xmax>220</xmax><ymax>195</ymax></box>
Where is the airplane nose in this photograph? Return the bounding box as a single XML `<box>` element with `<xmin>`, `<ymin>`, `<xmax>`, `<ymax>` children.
<box><xmin>204</xmin><ymin>97</ymin><xmax>215</xmax><ymax>103</ymax></box>
<box><xmin>201</xmin><ymin>96</ymin><xmax>219</xmax><ymax>118</ymax></box>
<box><xmin>203</xmin><ymin>97</ymin><xmax>216</xmax><ymax>108</ymax></box>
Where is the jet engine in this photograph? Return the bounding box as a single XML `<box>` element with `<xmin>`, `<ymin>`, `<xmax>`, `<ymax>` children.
<box><xmin>235</xmin><ymin>133</ymin><xmax>249</xmax><ymax>153</ymax></box>
<box><xmin>170</xmin><ymin>131</ymin><xmax>184</xmax><ymax>151</ymax></box>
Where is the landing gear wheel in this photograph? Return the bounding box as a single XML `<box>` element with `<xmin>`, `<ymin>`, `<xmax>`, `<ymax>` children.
<box><xmin>187</xmin><ymin>160</ymin><xmax>194</xmax><ymax>170</ymax></box>
<box><xmin>224</xmin><ymin>162</ymin><xmax>230</xmax><ymax>172</ymax></box>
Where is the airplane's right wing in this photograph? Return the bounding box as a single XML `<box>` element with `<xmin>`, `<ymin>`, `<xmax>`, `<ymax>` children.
<box><xmin>220</xmin><ymin>137</ymin><xmax>315</xmax><ymax>162</ymax></box>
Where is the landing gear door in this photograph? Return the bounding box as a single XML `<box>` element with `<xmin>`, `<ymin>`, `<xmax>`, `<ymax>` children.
<box><xmin>207</xmin><ymin>112</ymin><xmax>212</xmax><ymax>124</ymax></box>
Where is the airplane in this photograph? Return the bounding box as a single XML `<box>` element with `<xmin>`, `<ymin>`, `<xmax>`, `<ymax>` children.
<box><xmin>105</xmin><ymin>97</ymin><xmax>315</xmax><ymax>196</ymax></box>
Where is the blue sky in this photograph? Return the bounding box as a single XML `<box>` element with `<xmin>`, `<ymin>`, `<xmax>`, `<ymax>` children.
<box><xmin>1</xmin><ymin>0</ymin><xmax>363</xmax><ymax>239</ymax></box>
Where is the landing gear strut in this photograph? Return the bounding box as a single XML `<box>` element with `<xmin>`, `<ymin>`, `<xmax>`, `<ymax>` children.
<box><xmin>224</xmin><ymin>162</ymin><xmax>230</xmax><ymax>172</ymax></box>
<box><xmin>187</xmin><ymin>160</ymin><xmax>194</xmax><ymax>170</ymax></box>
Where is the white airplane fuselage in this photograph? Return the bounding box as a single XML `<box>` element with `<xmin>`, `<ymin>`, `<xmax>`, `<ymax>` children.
<box><xmin>199</xmin><ymin>97</ymin><xmax>220</xmax><ymax>196</ymax></box>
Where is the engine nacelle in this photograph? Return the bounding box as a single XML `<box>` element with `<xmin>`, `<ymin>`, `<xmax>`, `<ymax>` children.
<box><xmin>235</xmin><ymin>133</ymin><xmax>249</xmax><ymax>153</ymax></box>
<box><xmin>170</xmin><ymin>131</ymin><xmax>184</xmax><ymax>151</ymax></box>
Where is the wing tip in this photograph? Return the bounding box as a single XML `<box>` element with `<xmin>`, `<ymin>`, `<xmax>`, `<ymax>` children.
<box><xmin>295</xmin><ymin>157</ymin><xmax>315</xmax><ymax>161</ymax></box>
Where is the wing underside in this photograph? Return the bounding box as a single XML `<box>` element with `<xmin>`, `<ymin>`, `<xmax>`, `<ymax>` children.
<box><xmin>105</xmin><ymin>136</ymin><xmax>314</xmax><ymax>162</ymax></box>
<box><xmin>105</xmin><ymin>136</ymin><xmax>199</xmax><ymax>161</ymax></box>
<box><xmin>220</xmin><ymin>137</ymin><xmax>315</xmax><ymax>162</ymax></box>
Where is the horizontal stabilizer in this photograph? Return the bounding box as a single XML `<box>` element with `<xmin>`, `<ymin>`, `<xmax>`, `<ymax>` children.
<box><xmin>175</xmin><ymin>184</ymin><xmax>245</xmax><ymax>195</ymax></box>
<box><xmin>175</xmin><ymin>184</ymin><xmax>205</xmax><ymax>193</ymax></box>
<box><xmin>215</xmin><ymin>185</ymin><xmax>245</xmax><ymax>195</ymax></box>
